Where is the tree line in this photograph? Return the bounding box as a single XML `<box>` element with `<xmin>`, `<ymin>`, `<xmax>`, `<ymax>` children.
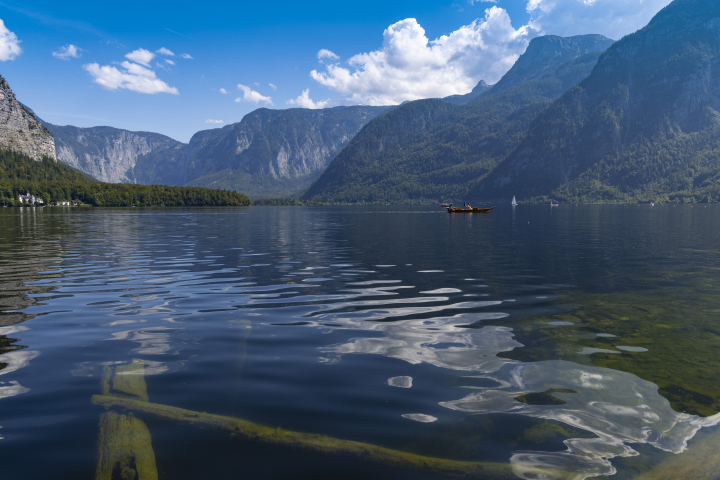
<box><xmin>0</xmin><ymin>149</ymin><xmax>251</xmax><ymax>207</ymax></box>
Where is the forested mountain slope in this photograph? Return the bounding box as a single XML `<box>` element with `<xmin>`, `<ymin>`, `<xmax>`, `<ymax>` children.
<box><xmin>303</xmin><ymin>35</ymin><xmax>615</xmax><ymax>203</ymax></box>
<box><xmin>474</xmin><ymin>0</ymin><xmax>720</xmax><ymax>203</ymax></box>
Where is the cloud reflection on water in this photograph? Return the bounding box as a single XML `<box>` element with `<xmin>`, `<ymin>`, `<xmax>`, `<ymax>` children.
<box><xmin>319</xmin><ymin>309</ymin><xmax>720</xmax><ymax>480</ymax></box>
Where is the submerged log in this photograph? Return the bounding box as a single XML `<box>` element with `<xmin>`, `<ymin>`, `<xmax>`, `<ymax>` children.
<box><xmin>633</xmin><ymin>429</ymin><xmax>720</xmax><ymax>480</ymax></box>
<box><xmin>96</xmin><ymin>411</ymin><xmax>158</xmax><ymax>480</ymax></box>
<box><xmin>96</xmin><ymin>360</ymin><xmax>157</xmax><ymax>480</ymax></box>
<box><xmin>92</xmin><ymin>393</ymin><xmax>562</xmax><ymax>479</ymax></box>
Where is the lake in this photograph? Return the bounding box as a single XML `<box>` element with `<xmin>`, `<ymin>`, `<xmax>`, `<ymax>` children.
<box><xmin>1</xmin><ymin>204</ymin><xmax>720</xmax><ymax>480</ymax></box>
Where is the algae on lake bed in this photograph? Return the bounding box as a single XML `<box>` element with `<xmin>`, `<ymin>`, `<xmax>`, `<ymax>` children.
<box><xmin>96</xmin><ymin>360</ymin><xmax>158</xmax><ymax>480</ymax></box>
<box><xmin>501</xmin><ymin>273</ymin><xmax>720</xmax><ymax>417</ymax></box>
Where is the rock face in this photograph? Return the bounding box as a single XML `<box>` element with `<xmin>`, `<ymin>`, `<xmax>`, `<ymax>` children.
<box><xmin>474</xmin><ymin>0</ymin><xmax>720</xmax><ymax>201</ymax></box>
<box><xmin>44</xmin><ymin>124</ymin><xmax>184</xmax><ymax>184</ymax></box>
<box><xmin>0</xmin><ymin>75</ymin><xmax>56</xmax><ymax>160</ymax></box>
<box><xmin>177</xmin><ymin>106</ymin><xmax>392</xmax><ymax>198</ymax></box>
<box><xmin>45</xmin><ymin>105</ymin><xmax>390</xmax><ymax>199</ymax></box>
<box><xmin>489</xmin><ymin>35</ymin><xmax>616</xmax><ymax>95</ymax></box>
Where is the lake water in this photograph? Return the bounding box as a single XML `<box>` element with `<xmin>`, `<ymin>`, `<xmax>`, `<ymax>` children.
<box><xmin>2</xmin><ymin>204</ymin><xmax>720</xmax><ymax>480</ymax></box>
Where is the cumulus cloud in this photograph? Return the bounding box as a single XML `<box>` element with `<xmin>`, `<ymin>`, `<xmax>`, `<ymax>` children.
<box><xmin>235</xmin><ymin>84</ymin><xmax>273</xmax><ymax>105</ymax></box>
<box><xmin>219</xmin><ymin>88</ymin><xmax>227</xmax><ymax>94</ymax></box>
<box><xmin>318</xmin><ymin>49</ymin><xmax>339</xmax><ymax>62</ymax></box>
<box><xmin>287</xmin><ymin>89</ymin><xmax>331</xmax><ymax>109</ymax></box>
<box><xmin>83</xmin><ymin>61</ymin><xmax>179</xmax><ymax>94</ymax></box>
<box><xmin>310</xmin><ymin>8</ymin><xmax>532</xmax><ymax>105</ymax></box>
<box><xmin>125</xmin><ymin>48</ymin><xmax>155</xmax><ymax>66</ymax></box>
<box><xmin>206</xmin><ymin>119</ymin><xmax>224</xmax><ymax>124</ymax></box>
<box><xmin>156</xmin><ymin>47</ymin><xmax>175</xmax><ymax>56</ymax></box>
<box><xmin>527</xmin><ymin>0</ymin><xmax>673</xmax><ymax>39</ymax></box>
<box><xmin>165</xmin><ymin>59</ymin><xmax>175</xmax><ymax>65</ymax></box>
<box><xmin>52</xmin><ymin>44</ymin><xmax>81</xmax><ymax>60</ymax></box>
<box><xmin>180</xmin><ymin>53</ymin><xmax>193</xmax><ymax>59</ymax></box>
<box><xmin>269</xmin><ymin>83</ymin><xmax>277</xmax><ymax>90</ymax></box>
<box><xmin>0</xmin><ymin>19</ymin><xmax>21</xmax><ymax>61</ymax></box>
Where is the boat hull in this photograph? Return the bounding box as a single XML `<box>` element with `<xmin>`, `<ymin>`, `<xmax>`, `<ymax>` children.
<box><xmin>447</xmin><ymin>206</ymin><xmax>496</xmax><ymax>213</ymax></box>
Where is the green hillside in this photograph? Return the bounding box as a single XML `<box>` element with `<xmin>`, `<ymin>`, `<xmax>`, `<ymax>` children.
<box><xmin>473</xmin><ymin>0</ymin><xmax>720</xmax><ymax>204</ymax></box>
<box><xmin>303</xmin><ymin>35</ymin><xmax>615</xmax><ymax>204</ymax></box>
<box><xmin>0</xmin><ymin>149</ymin><xmax>250</xmax><ymax>207</ymax></box>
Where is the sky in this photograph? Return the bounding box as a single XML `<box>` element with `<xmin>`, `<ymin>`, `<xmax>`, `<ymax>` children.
<box><xmin>0</xmin><ymin>0</ymin><xmax>674</xmax><ymax>143</ymax></box>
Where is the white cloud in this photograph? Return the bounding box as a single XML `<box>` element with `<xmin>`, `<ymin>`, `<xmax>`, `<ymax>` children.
<box><xmin>318</xmin><ymin>49</ymin><xmax>339</xmax><ymax>62</ymax></box>
<box><xmin>269</xmin><ymin>83</ymin><xmax>277</xmax><ymax>90</ymax></box>
<box><xmin>83</xmin><ymin>61</ymin><xmax>179</xmax><ymax>94</ymax></box>
<box><xmin>165</xmin><ymin>59</ymin><xmax>175</xmax><ymax>65</ymax></box>
<box><xmin>235</xmin><ymin>84</ymin><xmax>273</xmax><ymax>105</ymax></box>
<box><xmin>206</xmin><ymin>119</ymin><xmax>224</xmax><ymax>124</ymax></box>
<box><xmin>52</xmin><ymin>44</ymin><xmax>81</xmax><ymax>60</ymax></box>
<box><xmin>311</xmin><ymin>8</ymin><xmax>532</xmax><ymax>105</ymax></box>
<box><xmin>0</xmin><ymin>19</ymin><xmax>21</xmax><ymax>61</ymax></box>
<box><xmin>526</xmin><ymin>0</ymin><xmax>673</xmax><ymax>39</ymax></box>
<box><xmin>156</xmin><ymin>47</ymin><xmax>175</xmax><ymax>56</ymax></box>
<box><xmin>308</xmin><ymin>1</ymin><xmax>674</xmax><ymax>106</ymax></box>
<box><xmin>287</xmin><ymin>89</ymin><xmax>331</xmax><ymax>109</ymax></box>
<box><xmin>219</xmin><ymin>88</ymin><xmax>227</xmax><ymax>94</ymax></box>
<box><xmin>180</xmin><ymin>53</ymin><xmax>193</xmax><ymax>59</ymax></box>
<box><xmin>125</xmin><ymin>48</ymin><xmax>155</xmax><ymax>67</ymax></box>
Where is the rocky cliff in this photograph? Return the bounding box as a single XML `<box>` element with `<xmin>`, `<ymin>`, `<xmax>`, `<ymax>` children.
<box><xmin>0</xmin><ymin>75</ymin><xmax>56</xmax><ymax>161</ymax></box>
<box><xmin>44</xmin><ymin>124</ymin><xmax>184</xmax><ymax>184</ymax></box>
<box><xmin>178</xmin><ymin>106</ymin><xmax>392</xmax><ymax>198</ymax></box>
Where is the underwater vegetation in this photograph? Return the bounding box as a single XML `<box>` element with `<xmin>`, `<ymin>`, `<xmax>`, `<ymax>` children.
<box><xmin>501</xmin><ymin>269</ymin><xmax>720</xmax><ymax>417</ymax></box>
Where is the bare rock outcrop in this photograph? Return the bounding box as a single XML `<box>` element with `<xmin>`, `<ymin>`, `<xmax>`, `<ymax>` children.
<box><xmin>0</xmin><ymin>75</ymin><xmax>56</xmax><ymax>160</ymax></box>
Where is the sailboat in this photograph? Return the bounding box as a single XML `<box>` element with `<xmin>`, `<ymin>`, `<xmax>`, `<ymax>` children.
<box><xmin>511</xmin><ymin>196</ymin><xmax>517</xmax><ymax>207</ymax></box>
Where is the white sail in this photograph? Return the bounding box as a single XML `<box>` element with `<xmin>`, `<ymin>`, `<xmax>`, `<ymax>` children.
<box><xmin>511</xmin><ymin>196</ymin><xmax>517</xmax><ymax>206</ymax></box>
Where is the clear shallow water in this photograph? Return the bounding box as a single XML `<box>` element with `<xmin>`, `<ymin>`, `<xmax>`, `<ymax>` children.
<box><xmin>2</xmin><ymin>205</ymin><xmax>720</xmax><ymax>479</ymax></box>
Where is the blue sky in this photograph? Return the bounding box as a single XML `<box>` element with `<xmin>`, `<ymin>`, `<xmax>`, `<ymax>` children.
<box><xmin>0</xmin><ymin>0</ymin><xmax>672</xmax><ymax>143</ymax></box>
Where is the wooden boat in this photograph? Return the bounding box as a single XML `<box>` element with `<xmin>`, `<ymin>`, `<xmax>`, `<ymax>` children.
<box><xmin>447</xmin><ymin>206</ymin><xmax>496</xmax><ymax>213</ymax></box>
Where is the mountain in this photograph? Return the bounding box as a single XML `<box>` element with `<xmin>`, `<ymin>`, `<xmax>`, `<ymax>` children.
<box><xmin>178</xmin><ymin>106</ymin><xmax>392</xmax><ymax>198</ymax></box>
<box><xmin>44</xmin><ymin>105</ymin><xmax>390</xmax><ymax>199</ymax></box>
<box><xmin>442</xmin><ymin>80</ymin><xmax>492</xmax><ymax>105</ymax></box>
<box><xmin>303</xmin><ymin>34</ymin><xmax>615</xmax><ymax>204</ymax></box>
<box><xmin>44</xmin><ymin>124</ymin><xmax>184</xmax><ymax>184</ymax></box>
<box><xmin>473</xmin><ymin>0</ymin><xmax>720</xmax><ymax>203</ymax></box>
<box><xmin>0</xmin><ymin>75</ymin><xmax>56</xmax><ymax>161</ymax></box>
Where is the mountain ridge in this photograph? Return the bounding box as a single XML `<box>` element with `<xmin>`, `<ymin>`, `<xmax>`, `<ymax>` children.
<box><xmin>303</xmin><ymin>34</ymin><xmax>616</xmax><ymax>203</ymax></box>
<box><xmin>472</xmin><ymin>0</ymin><xmax>720</xmax><ymax>203</ymax></box>
<box><xmin>44</xmin><ymin>105</ymin><xmax>391</xmax><ymax>199</ymax></box>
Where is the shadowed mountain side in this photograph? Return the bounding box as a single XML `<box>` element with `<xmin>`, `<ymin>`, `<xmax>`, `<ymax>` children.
<box><xmin>473</xmin><ymin>0</ymin><xmax>720</xmax><ymax>203</ymax></box>
<box><xmin>442</xmin><ymin>80</ymin><xmax>492</xmax><ymax>105</ymax></box>
<box><xmin>303</xmin><ymin>34</ymin><xmax>615</xmax><ymax>204</ymax></box>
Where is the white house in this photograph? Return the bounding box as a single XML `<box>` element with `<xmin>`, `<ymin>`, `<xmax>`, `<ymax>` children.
<box><xmin>18</xmin><ymin>192</ymin><xmax>35</xmax><ymax>203</ymax></box>
<box><xmin>18</xmin><ymin>192</ymin><xmax>44</xmax><ymax>205</ymax></box>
